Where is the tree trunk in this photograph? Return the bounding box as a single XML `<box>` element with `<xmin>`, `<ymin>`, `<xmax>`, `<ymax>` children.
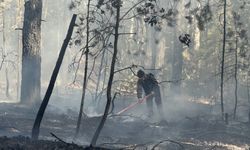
<box><xmin>16</xmin><ymin>0</ymin><xmax>22</xmax><ymax>100</ymax></box>
<box><xmin>150</xmin><ymin>27</ymin><xmax>158</xmax><ymax>74</ymax></box>
<box><xmin>233</xmin><ymin>20</ymin><xmax>238</xmax><ymax>120</ymax></box>
<box><xmin>31</xmin><ymin>14</ymin><xmax>77</xmax><ymax>140</ymax></box>
<box><xmin>90</xmin><ymin>2</ymin><xmax>121</xmax><ymax>146</ymax></box>
<box><xmin>162</xmin><ymin>29</ymin><xmax>171</xmax><ymax>98</ymax></box>
<box><xmin>220</xmin><ymin>0</ymin><xmax>227</xmax><ymax>119</ymax></box>
<box><xmin>170</xmin><ymin>27</ymin><xmax>183</xmax><ymax>95</ymax></box>
<box><xmin>5</xmin><ymin>68</ymin><xmax>10</xmax><ymax>98</ymax></box>
<box><xmin>94</xmin><ymin>49</ymin><xmax>106</xmax><ymax>104</ymax></box>
<box><xmin>15</xmin><ymin>0</ymin><xmax>23</xmax><ymax>100</ymax></box>
<box><xmin>169</xmin><ymin>0</ymin><xmax>183</xmax><ymax>96</ymax></box>
<box><xmin>21</xmin><ymin>0</ymin><xmax>43</xmax><ymax>104</ymax></box>
<box><xmin>247</xmin><ymin>77</ymin><xmax>250</xmax><ymax>103</ymax></box>
<box><xmin>2</xmin><ymin>9</ymin><xmax>10</xmax><ymax>98</ymax></box>
<box><xmin>75</xmin><ymin>0</ymin><xmax>91</xmax><ymax>138</ymax></box>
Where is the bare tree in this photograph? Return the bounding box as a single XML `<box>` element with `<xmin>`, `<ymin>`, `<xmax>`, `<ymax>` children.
<box><xmin>90</xmin><ymin>0</ymin><xmax>121</xmax><ymax>146</ymax></box>
<box><xmin>220</xmin><ymin>0</ymin><xmax>227</xmax><ymax>119</ymax></box>
<box><xmin>31</xmin><ymin>14</ymin><xmax>77</xmax><ymax>140</ymax></box>
<box><xmin>75</xmin><ymin>0</ymin><xmax>91</xmax><ymax>138</ymax></box>
<box><xmin>233</xmin><ymin>13</ymin><xmax>238</xmax><ymax>119</ymax></box>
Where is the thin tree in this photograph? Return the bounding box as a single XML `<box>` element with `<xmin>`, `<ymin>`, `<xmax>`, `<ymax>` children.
<box><xmin>32</xmin><ymin>14</ymin><xmax>77</xmax><ymax>140</ymax></box>
<box><xmin>75</xmin><ymin>0</ymin><xmax>91</xmax><ymax>138</ymax></box>
<box><xmin>220</xmin><ymin>0</ymin><xmax>227</xmax><ymax>119</ymax></box>
<box><xmin>233</xmin><ymin>15</ymin><xmax>238</xmax><ymax>120</ymax></box>
<box><xmin>16</xmin><ymin>0</ymin><xmax>23</xmax><ymax>100</ymax></box>
<box><xmin>90</xmin><ymin>0</ymin><xmax>121</xmax><ymax>146</ymax></box>
<box><xmin>94</xmin><ymin>50</ymin><xmax>104</xmax><ymax>98</ymax></box>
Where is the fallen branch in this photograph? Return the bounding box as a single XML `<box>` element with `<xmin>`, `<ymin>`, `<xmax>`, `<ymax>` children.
<box><xmin>50</xmin><ymin>132</ymin><xmax>83</xmax><ymax>148</ymax></box>
<box><xmin>100</xmin><ymin>142</ymin><xmax>150</xmax><ymax>150</ymax></box>
<box><xmin>125</xmin><ymin>143</ymin><xmax>150</xmax><ymax>150</ymax></box>
<box><xmin>151</xmin><ymin>139</ymin><xmax>185</xmax><ymax>150</ymax></box>
<box><xmin>50</xmin><ymin>132</ymin><xmax>68</xmax><ymax>145</ymax></box>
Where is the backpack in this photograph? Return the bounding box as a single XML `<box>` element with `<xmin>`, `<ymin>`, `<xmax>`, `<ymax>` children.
<box><xmin>146</xmin><ymin>73</ymin><xmax>158</xmax><ymax>86</ymax></box>
<box><xmin>140</xmin><ymin>72</ymin><xmax>159</xmax><ymax>94</ymax></box>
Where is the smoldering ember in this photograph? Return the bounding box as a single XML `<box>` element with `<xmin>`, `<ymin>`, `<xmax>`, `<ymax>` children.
<box><xmin>0</xmin><ymin>0</ymin><xmax>250</xmax><ymax>149</ymax></box>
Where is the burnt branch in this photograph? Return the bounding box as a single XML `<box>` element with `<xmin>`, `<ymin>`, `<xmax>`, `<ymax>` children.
<box><xmin>151</xmin><ymin>139</ymin><xmax>184</xmax><ymax>150</ymax></box>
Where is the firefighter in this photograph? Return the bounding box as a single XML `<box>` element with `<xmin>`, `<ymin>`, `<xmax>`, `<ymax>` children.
<box><xmin>136</xmin><ymin>69</ymin><xmax>164</xmax><ymax>119</ymax></box>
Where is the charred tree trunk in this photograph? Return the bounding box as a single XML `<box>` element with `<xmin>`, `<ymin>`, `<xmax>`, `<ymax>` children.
<box><xmin>220</xmin><ymin>0</ymin><xmax>227</xmax><ymax>119</ymax></box>
<box><xmin>75</xmin><ymin>0</ymin><xmax>91</xmax><ymax>138</ymax></box>
<box><xmin>21</xmin><ymin>0</ymin><xmax>42</xmax><ymax>104</ymax></box>
<box><xmin>90</xmin><ymin>1</ymin><xmax>121</xmax><ymax>146</ymax></box>
<box><xmin>31</xmin><ymin>14</ymin><xmax>77</xmax><ymax>140</ymax></box>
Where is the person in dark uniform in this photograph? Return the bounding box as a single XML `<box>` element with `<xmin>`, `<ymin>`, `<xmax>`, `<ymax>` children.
<box><xmin>136</xmin><ymin>69</ymin><xmax>164</xmax><ymax>118</ymax></box>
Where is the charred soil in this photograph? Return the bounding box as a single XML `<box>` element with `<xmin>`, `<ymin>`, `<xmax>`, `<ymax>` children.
<box><xmin>0</xmin><ymin>103</ymin><xmax>250</xmax><ymax>149</ymax></box>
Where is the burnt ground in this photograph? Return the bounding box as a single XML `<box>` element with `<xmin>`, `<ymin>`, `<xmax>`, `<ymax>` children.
<box><xmin>0</xmin><ymin>101</ymin><xmax>250</xmax><ymax>150</ymax></box>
